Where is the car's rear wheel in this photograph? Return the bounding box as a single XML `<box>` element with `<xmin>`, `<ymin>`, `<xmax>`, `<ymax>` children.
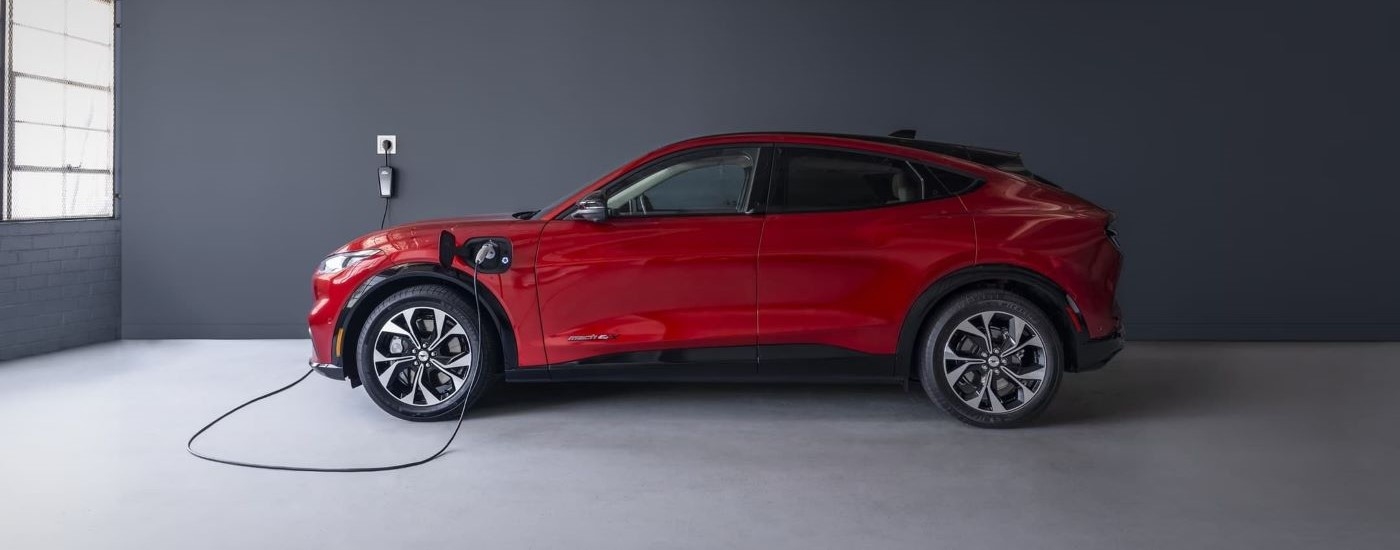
<box><xmin>356</xmin><ymin>285</ymin><xmax>497</xmax><ymax>421</ymax></box>
<box><xmin>919</xmin><ymin>289</ymin><xmax>1063</xmax><ymax>428</ymax></box>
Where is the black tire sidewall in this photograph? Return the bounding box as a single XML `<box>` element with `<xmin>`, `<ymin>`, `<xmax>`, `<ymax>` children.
<box><xmin>918</xmin><ymin>290</ymin><xmax>1063</xmax><ymax>428</ymax></box>
<box><xmin>356</xmin><ymin>285</ymin><xmax>494</xmax><ymax>421</ymax></box>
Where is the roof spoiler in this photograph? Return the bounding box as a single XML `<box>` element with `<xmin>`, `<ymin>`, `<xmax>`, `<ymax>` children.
<box><xmin>882</xmin><ymin>130</ymin><xmax>1059</xmax><ymax>188</ymax></box>
<box><xmin>889</xmin><ymin>130</ymin><xmax>1025</xmax><ymax>174</ymax></box>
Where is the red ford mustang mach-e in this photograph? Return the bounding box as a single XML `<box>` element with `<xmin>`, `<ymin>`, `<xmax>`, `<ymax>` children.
<box><xmin>308</xmin><ymin>131</ymin><xmax>1123</xmax><ymax>428</ymax></box>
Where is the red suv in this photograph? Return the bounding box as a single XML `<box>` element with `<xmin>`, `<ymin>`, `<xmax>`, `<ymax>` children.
<box><xmin>308</xmin><ymin>132</ymin><xmax>1123</xmax><ymax>428</ymax></box>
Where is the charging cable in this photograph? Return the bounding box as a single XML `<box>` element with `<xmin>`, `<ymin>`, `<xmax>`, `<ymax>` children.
<box><xmin>185</xmin><ymin>370</ymin><xmax>470</xmax><ymax>472</ymax></box>
<box><xmin>185</xmin><ymin>245</ymin><xmax>494</xmax><ymax>472</ymax></box>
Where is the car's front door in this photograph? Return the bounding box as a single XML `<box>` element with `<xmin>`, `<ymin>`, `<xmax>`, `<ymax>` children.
<box><xmin>535</xmin><ymin>146</ymin><xmax>769</xmax><ymax>376</ymax></box>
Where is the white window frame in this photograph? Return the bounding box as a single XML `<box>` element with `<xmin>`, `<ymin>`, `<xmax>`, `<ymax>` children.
<box><xmin>2</xmin><ymin>0</ymin><xmax>117</xmax><ymax>221</ymax></box>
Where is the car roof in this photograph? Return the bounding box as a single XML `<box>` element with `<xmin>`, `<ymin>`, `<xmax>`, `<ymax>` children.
<box><xmin>536</xmin><ymin>131</ymin><xmax>1040</xmax><ymax>220</ymax></box>
<box><xmin>688</xmin><ymin>131</ymin><xmax>1031</xmax><ymax>177</ymax></box>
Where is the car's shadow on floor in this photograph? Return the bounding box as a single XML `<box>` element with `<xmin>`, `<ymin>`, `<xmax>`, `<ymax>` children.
<box><xmin>468</xmin><ymin>380</ymin><xmax>935</xmax><ymax>422</ymax></box>
<box><xmin>1039</xmin><ymin>353</ymin><xmax>1238</xmax><ymax>426</ymax></box>
<box><xmin>465</xmin><ymin>352</ymin><xmax>1238</xmax><ymax>427</ymax></box>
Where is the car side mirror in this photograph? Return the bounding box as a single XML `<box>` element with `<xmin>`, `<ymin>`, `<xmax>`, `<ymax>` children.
<box><xmin>572</xmin><ymin>191</ymin><xmax>608</xmax><ymax>222</ymax></box>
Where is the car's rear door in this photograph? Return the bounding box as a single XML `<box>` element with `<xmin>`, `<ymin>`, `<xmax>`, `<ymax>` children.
<box><xmin>534</xmin><ymin>146</ymin><xmax>770</xmax><ymax>377</ymax></box>
<box><xmin>756</xmin><ymin>146</ymin><xmax>976</xmax><ymax>378</ymax></box>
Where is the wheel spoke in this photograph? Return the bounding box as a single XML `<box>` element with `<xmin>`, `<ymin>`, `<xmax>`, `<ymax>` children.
<box><xmin>947</xmin><ymin>362</ymin><xmax>972</xmax><ymax>385</ymax></box>
<box><xmin>405</xmin><ymin>364</ymin><xmax>426</xmax><ymax>404</ymax></box>
<box><xmin>1002</xmin><ymin>333</ymin><xmax>1044</xmax><ymax>357</ymax></box>
<box><xmin>943</xmin><ymin>344</ymin><xmax>986</xmax><ymax>364</ymax></box>
<box><xmin>373</xmin><ymin>350</ymin><xmax>411</xmax><ymax>363</ymax></box>
<box><xmin>980</xmin><ymin>312</ymin><xmax>997</xmax><ymax>348</ymax></box>
<box><xmin>380</xmin><ymin>313</ymin><xmax>421</xmax><ymax>348</ymax></box>
<box><xmin>376</xmin><ymin>358</ymin><xmax>413</xmax><ymax>386</ymax></box>
<box><xmin>436</xmin><ymin>351</ymin><xmax>473</xmax><ymax>371</ymax></box>
<box><xmin>954</xmin><ymin>319</ymin><xmax>993</xmax><ymax>351</ymax></box>
<box><xmin>1007</xmin><ymin>316</ymin><xmax>1025</xmax><ymax>350</ymax></box>
<box><xmin>417</xmin><ymin>375</ymin><xmax>442</xmax><ymax>406</ymax></box>
<box><xmin>428</xmin><ymin>321</ymin><xmax>467</xmax><ymax>352</ymax></box>
<box><xmin>961</xmin><ymin>382</ymin><xmax>987</xmax><ymax>409</ymax></box>
<box><xmin>429</xmin><ymin>359</ymin><xmax>465</xmax><ymax>388</ymax></box>
<box><xmin>986</xmin><ymin>378</ymin><xmax>1007</xmax><ymax>413</ymax></box>
<box><xmin>1011</xmin><ymin>366</ymin><xmax>1045</xmax><ymax>381</ymax></box>
<box><xmin>1000</xmin><ymin>367</ymin><xmax>1036</xmax><ymax>402</ymax></box>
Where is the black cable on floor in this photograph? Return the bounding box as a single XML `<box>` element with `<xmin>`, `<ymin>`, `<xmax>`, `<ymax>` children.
<box><xmin>186</xmin><ymin>370</ymin><xmax>470</xmax><ymax>472</ymax></box>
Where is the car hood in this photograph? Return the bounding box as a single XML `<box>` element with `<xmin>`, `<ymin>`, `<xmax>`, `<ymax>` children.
<box><xmin>337</xmin><ymin>213</ymin><xmax>518</xmax><ymax>254</ymax></box>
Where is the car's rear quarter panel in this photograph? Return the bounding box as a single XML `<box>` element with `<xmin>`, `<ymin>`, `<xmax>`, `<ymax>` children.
<box><xmin>959</xmin><ymin>177</ymin><xmax>1122</xmax><ymax>338</ymax></box>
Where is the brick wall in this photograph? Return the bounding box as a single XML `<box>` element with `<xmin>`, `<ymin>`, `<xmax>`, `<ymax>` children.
<box><xmin>0</xmin><ymin>219</ymin><xmax>120</xmax><ymax>361</ymax></box>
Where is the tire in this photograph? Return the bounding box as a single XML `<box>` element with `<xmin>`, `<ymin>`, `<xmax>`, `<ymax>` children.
<box><xmin>918</xmin><ymin>289</ymin><xmax>1063</xmax><ymax>428</ymax></box>
<box><xmin>355</xmin><ymin>284</ymin><xmax>499</xmax><ymax>421</ymax></box>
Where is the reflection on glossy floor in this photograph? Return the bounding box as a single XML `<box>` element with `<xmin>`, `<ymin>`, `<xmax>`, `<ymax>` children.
<box><xmin>0</xmin><ymin>340</ymin><xmax>1395</xmax><ymax>549</ymax></box>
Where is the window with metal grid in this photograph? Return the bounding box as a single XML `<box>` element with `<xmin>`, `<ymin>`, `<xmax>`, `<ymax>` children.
<box><xmin>3</xmin><ymin>0</ymin><xmax>115</xmax><ymax>220</ymax></box>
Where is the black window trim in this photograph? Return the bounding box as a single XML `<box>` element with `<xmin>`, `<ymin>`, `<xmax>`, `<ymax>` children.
<box><xmin>913</xmin><ymin>161</ymin><xmax>986</xmax><ymax>198</ymax></box>
<box><xmin>557</xmin><ymin>143</ymin><xmax>773</xmax><ymax>221</ymax></box>
<box><xmin>765</xmin><ymin>145</ymin><xmax>983</xmax><ymax>215</ymax></box>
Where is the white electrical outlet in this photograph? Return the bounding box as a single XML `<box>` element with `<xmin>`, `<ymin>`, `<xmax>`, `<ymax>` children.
<box><xmin>376</xmin><ymin>135</ymin><xmax>397</xmax><ymax>155</ymax></box>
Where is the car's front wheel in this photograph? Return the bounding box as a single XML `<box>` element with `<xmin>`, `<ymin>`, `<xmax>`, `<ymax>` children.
<box><xmin>919</xmin><ymin>289</ymin><xmax>1063</xmax><ymax>428</ymax></box>
<box><xmin>356</xmin><ymin>285</ymin><xmax>497</xmax><ymax>421</ymax></box>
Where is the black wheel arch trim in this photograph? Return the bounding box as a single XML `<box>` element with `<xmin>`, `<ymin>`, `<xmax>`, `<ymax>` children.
<box><xmin>896</xmin><ymin>264</ymin><xmax>1094</xmax><ymax>379</ymax></box>
<box><xmin>333</xmin><ymin>263</ymin><xmax>519</xmax><ymax>387</ymax></box>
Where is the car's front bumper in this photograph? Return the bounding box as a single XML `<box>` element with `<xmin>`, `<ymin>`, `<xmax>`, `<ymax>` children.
<box><xmin>309</xmin><ymin>358</ymin><xmax>346</xmax><ymax>380</ymax></box>
<box><xmin>1074</xmin><ymin>332</ymin><xmax>1124</xmax><ymax>372</ymax></box>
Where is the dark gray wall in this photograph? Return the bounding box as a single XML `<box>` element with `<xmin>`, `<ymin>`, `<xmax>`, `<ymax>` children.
<box><xmin>0</xmin><ymin>219</ymin><xmax>121</xmax><ymax>360</ymax></box>
<box><xmin>119</xmin><ymin>0</ymin><xmax>1400</xmax><ymax>340</ymax></box>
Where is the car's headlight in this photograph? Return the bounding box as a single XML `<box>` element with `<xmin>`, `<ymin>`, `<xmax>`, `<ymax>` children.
<box><xmin>317</xmin><ymin>249</ymin><xmax>382</xmax><ymax>274</ymax></box>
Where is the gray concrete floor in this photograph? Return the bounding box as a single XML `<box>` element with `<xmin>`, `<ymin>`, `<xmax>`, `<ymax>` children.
<box><xmin>0</xmin><ymin>340</ymin><xmax>1396</xmax><ymax>549</ymax></box>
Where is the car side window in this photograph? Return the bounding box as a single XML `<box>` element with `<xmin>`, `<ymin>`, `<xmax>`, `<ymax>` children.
<box><xmin>917</xmin><ymin>163</ymin><xmax>980</xmax><ymax>196</ymax></box>
<box><xmin>771</xmin><ymin>148</ymin><xmax>927</xmax><ymax>213</ymax></box>
<box><xmin>606</xmin><ymin>147</ymin><xmax>759</xmax><ymax>217</ymax></box>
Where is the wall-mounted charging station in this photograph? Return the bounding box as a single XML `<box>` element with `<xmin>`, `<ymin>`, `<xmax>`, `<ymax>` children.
<box><xmin>377</xmin><ymin>135</ymin><xmax>397</xmax><ymax>198</ymax></box>
<box><xmin>379</xmin><ymin>166</ymin><xmax>395</xmax><ymax>198</ymax></box>
<box><xmin>377</xmin><ymin>135</ymin><xmax>398</xmax><ymax>228</ymax></box>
